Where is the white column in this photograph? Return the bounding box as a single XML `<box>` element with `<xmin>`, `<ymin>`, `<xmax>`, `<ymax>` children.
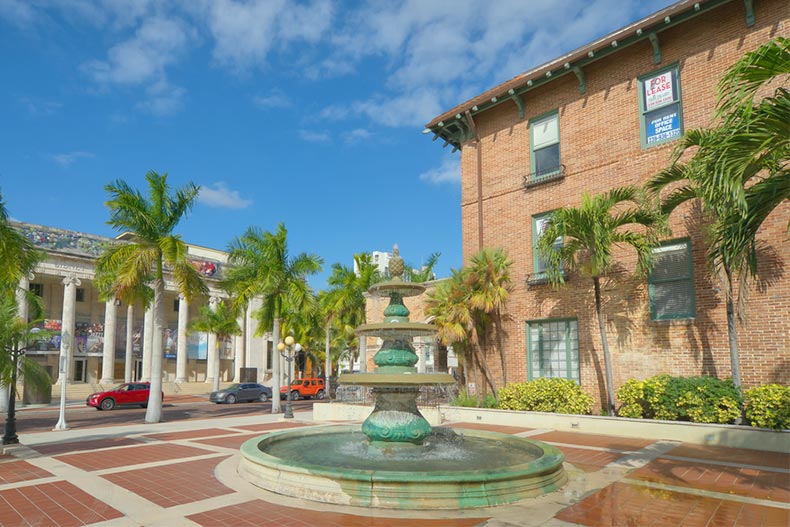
<box><xmin>57</xmin><ymin>274</ymin><xmax>81</xmax><ymax>384</ymax></box>
<box><xmin>176</xmin><ymin>295</ymin><xmax>189</xmax><ymax>383</ymax></box>
<box><xmin>417</xmin><ymin>340</ymin><xmax>427</xmax><ymax>373</ymax></box>
<box><xmin>100</xmin><ymin>299</ymin><xmax>117</xmax><ymax>384</ymax></box>
<box><xmin>124</xmin><ymin>305</ymin><xmax>134</xmax><ymax>382</ymax></box>
<box><xmin>205</xmin><ymin>296</ymin><xmax>219</xmax><ymax>383</ymax></box>
<box><xmin>142</xmin><ymin>304</ymin><xmax>153</xmax><ymax>381</ymax></box>
<box><xmin>359</xmin><ymin>336</ymin><xmax>368</xmax><ymax>373</ymax></box>
<box><xmin>16</xmin><ymin>274</ymin><xmax>31</xmax><ymax>321</ymax></box>
<box><xmin>234</xmin><ymin>314</ymin><xmax>245</xmax><ymax>382</ymax></box>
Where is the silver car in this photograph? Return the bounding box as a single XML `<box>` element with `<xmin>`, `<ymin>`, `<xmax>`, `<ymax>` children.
<box><xmin>209</xmin><ymin>383</ymin><xmax>272</xmax><ymax>404</ymax></box>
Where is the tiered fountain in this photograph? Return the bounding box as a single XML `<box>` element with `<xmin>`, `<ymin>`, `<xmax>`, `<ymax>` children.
<box><xmin>239</xmin><ymin>246</ymin><xmax>566</xmax><ymax>509</ymax></box>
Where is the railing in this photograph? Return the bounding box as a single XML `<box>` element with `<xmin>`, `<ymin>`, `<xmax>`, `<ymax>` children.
<box><xmin>523</xmin><ymin>164</ymin><xmax>566</xmax><ymax>189</ymax></box>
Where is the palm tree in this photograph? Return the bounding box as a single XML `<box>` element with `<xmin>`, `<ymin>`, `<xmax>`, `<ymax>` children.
<box><xmin>647</xmin><ymin>38</ymin><xmax>789</xmax><ymax>389</ymax></box>
<box><xmin>0</xmin><ymin>294</ymin><xmax>52</xmax><ymax>402</ymax></box>
<box><xmin>537</xmin><ymin>186</ymin><xmax>663</xmax><ymax>414</ymax></box>
<box><xmin>190</xmin><ymin>299</ymin><xmax>241</xmax><ymax>392</ymax></box>
<box><xmin>405</xmin><ymin>252</ymin><xmax>441</xmax><ymax>282</ymax></box>
<box><xmin>97</xmin><ymin>171</ymin><xmax>207</xmax><ymax>423</ymax></box>
<box><xmin>223</xmin><ymin>223</ymin><xmax>322</xmax><ymax>413</ymax></box>
<box><xmin>0</xmin><ymin>192</ymin><xmax>42</xmax><ymax>291</ymax></box>
<box><xmin>466</xmin><ymin>248</ymin><xmax>512</xmax><ymax>386</ymax></box>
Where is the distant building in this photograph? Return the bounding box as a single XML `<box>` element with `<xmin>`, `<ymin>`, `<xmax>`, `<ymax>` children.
<box><xmin>354</xmin><ymin>250</ymin><xmax>393</xmax><ymax>277</ymax></box>
<box><xmin>12</xmin><ymin>221</ymin><xmax>273</xmax><ymax>388</ymax></box>
<box><xmin>424</xmin><ymin>0</ymin><xmax>789</xmax><ymax>406</ymax></box>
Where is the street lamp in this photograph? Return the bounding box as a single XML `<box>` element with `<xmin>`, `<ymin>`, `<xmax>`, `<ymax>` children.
<box><xmin>277</xmin><ymin>336</ymin><xmax>300</xmax><ymax>419</ymax></box>
<box><xmin>3</xmin><ymin>328</ymin><xmax>41</xmax><ymax>445</ymax></box>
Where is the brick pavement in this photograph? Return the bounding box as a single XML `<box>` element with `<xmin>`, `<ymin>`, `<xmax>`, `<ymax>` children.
<box><xmin>0</xmin><ymin>413</ymin><xmax>787</xmax><ymax>527</ymax></box>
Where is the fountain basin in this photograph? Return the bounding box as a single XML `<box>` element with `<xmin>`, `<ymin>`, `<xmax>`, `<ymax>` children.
<box><xmin>239</xmin><ymin>425</ymin><xmax>567</xmax><ymax>510</ymax></box>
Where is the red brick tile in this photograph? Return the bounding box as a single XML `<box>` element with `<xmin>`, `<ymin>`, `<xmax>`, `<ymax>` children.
<box><xmin>143</xmin><ymin>427</ymin><xmax>239</xmax><ymax>441</ymax></box>
<box><xmin>195</xmin><ymin>433</ymin><xmax>261</xmax><ymax>449</ymax></box>
<box><xmin>666</xmin><ymin>444</ymin><xmax>790</xmax><ymax>470</ymax></box>
<box><xmin>530</xmin><ymin>431</ymin><xmax>653</xmax><ymax>451</ymax></box>
<box><xmin>55</xmin><ymin>443</ymin><xmax>215</xmax><ymax>471</ymax></box>
<box><xmin>32</xmin><ymin>436</ymin><xmax>145</xmax><ymax>456</ymax></box>
<box><xmin>0</xmin><ymin>459</ymin><xmax>53</xmax><ymax>485</ymax></box>
<box><xmin>0</xmin><ymin>481</ymin><xmax>122</xmax><ymax>526</ymax></box>
<box><xmin>236</xmin><ymin>422</ymin><xmax>312</xmax><ymax>432</ymax></box>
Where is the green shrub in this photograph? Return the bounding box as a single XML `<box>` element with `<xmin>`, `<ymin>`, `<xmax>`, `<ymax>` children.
<box><xmin>617</xmin><ymin>374</ymin><xmax>742</xmax><ymax>424</ymax></box>
<box><xmin>451</xmin><ymin>389</ymin><xmax>498</xmax><ymax>409</ymax></box>
<box><xmin>498</xmin><ymin>378</ymin><xmax>593</xmax><ymax>415</ymax></box>
<box><xmin>744</xmin><ymin>384</ymin><xmax>790</xmax><ymax>430</ymax></box>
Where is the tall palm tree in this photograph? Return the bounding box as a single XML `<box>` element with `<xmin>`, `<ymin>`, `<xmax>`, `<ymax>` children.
<box><xmin>0</xmin><ymin>294</ymin><xmax>52</xmax><ymax>400</ymax></box>
<box><xmin>223</xmin><ymin>223</ymin><xmax>322</xmax><ymax>413</ymax></box>
<box><xmin>0</xmin><ymin>192</ymin><xmax>42</xmax><ymax>291</ymax></box>
<box><xmin>190</xmin><ymin>299</ymin><xmax>241</xmax><ymax>392</ymax></box>
<box><xmin>537</xmin><ymin>186</ymin><xmax>663</xmax><ymax>414</ymax></box>
<box><xmin>467</xmin><ymin>248</ymin><xmax>512</xmax><ymax>386</ymax></box>
<box><xmin>647</xmin><ymin>38</ymin><xmax>789</xmax><ymax>389</ymax></box>
<box><xmin>97</xmin><ymin>171</ymin><xmax>207</xmax><ymax>423</ymax></box>
<box><xmin>405</xmin><ymin>252</ymin><xmax>441</xmax><ymax>282</ymax></box>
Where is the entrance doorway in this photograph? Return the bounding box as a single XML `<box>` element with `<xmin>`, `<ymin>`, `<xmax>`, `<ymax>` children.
<box><xmin>72</xmin><ymin>358</ymin><xmax>87</xmax><ymax>382</ymax></box>
<box><xmin>134</xmin><ymin>360</ymin><xmax>143</xmax><ymax>381</ymax></box>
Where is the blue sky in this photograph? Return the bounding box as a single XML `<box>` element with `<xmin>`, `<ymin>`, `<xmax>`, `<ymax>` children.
<box><xmin>0</xmin><ymin>0</ymin><xmax>675</xmax><ymax>290</ymax></box>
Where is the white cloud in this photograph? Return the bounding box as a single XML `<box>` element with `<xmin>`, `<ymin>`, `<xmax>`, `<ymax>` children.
<box><xmin>51</xmin><ymin>151</ymin><xmax>95</xmax><ymax>167</ymax></box>
<box><xmin>197</xmin><ymin>182</ymin><xmax>253</xmax><ymax>209</ymax></box>
<box><xmin>298</xmin><ymin>129</ymin><xmax>331</xmax><ymax>143</ymax></box>
<box><xmin>344</xmin><ymin>128</ymin><xmax>372</xmax><ymax>144</ymax></box>
<box><xmin>206</xmin><ymin>0</ymin><xmax>333</xmax><ymax>70</ymax></box>
<box><xmin>252</xmin><ymin>91</ymin><xmax>292</xmax><ymax>109</ymax></box>
<box><xmin>419</xmin><ymin>155</ymin><xmax>461</xmax><ymax>185</ymax></box>
<box><xmin>136</xmin><ymin>80</ymin><xmax>185</xmax><ymax>116</ymax></box>
<box><xmin>0</xmin><ymin>0</ymin><xmax>39</xmax><ymax>28</ymax></box>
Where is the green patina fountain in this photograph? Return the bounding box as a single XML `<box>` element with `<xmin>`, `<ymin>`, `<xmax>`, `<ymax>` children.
<box><xmin>239</xmin><ymin>246</ymin><xmax>567</xmax><ymax>510</ymax></box>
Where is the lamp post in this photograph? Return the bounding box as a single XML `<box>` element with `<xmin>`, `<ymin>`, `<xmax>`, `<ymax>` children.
<box><xmin>3</xmin><ymin>328</ymin><xmax>40</xmax><ymax>445</ymax></box>
<box><xmin>277</xmin><ymin>336</ymin><xmax>300</xmax><ymax>419</ymax></box>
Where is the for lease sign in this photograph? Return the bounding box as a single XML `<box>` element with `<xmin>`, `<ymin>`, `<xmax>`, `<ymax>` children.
<box><xmin>644</xmin><ymin>72</ymin><xmax>675</xmax><ymax>111</ymax></box>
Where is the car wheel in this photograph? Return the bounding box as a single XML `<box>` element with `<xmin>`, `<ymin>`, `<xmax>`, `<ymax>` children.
<box><xmin>226</xmin><ymin>394</ymin><xmax>237</xmax><ymax>404</ymax></box>
<box><xmin>290</xmin><ymin>391</ymin><xmax>300</xmax><ymax>401</ymax></box>
<box><xmin>258</xmin><ymin>392</ymin><xmax>268</xmax><ymax>403</ymax></box>
<box><xmin>100</xmin><ymin>398</ymin><xmax>116</xmax><ymax>411</ymax></box>
<box><xmin>316</xmin><ymin>390</ymin><xmax>325</xmax><ymax>400</ymax></box>
<box><xmin>140</xmin><ymin>404</ymin><xmax>148</xmax><ymax>408</ymax></box>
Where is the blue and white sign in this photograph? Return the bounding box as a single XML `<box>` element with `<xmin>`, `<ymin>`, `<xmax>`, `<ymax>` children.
<box><xmin>646</xmin><ymin>104</ymin><xmax>681</xmax><ymax>144</ymax></box>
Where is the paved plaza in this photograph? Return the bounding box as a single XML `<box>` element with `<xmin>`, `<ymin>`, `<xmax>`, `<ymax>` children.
<box><xmin>0</xmin><ymin>397</ymin><xmax>788</xmax><ymax>527</ymax></box>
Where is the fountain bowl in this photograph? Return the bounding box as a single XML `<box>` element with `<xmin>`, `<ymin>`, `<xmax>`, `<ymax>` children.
<box><xmin>239</xmin><ymin>425</ymin><xmax>567</xmax><ymax>510</ymax></box>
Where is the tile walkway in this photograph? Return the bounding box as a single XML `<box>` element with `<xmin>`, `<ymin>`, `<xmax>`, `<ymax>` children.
<box><xmin>0</xmin><ymin>409</ymin><xmax>787</xmax><ymax>527</ymax></box>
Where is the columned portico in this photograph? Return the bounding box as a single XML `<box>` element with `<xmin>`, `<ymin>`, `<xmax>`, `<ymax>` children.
<box><xmin>57</xmin><ymin>274</ymin><xmax>80</xmax><ymax>385</ymax></box>
<box><xmin>100</xmin><ymin>299</ymin><xmax>117</xmax><ymax>384</ymax></box>
<box><xmin>234</xmin><ymin>314</ymin><xmax>245</xmax><ymax>382</ymax></box>
<box><xmin>176</xmin><ymin>294</ymin><xmax>189</xmax><ymax>383</ymax></box>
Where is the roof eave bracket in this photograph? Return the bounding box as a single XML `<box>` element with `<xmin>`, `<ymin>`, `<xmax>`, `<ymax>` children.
<box><xmin>648</xmin><ymin>32</ymin><xmax>661</xmax><ymax>64</ymax></box>
<box><xmin>571</xmin><ymin>66</ymin><xmax>587</xmax><ymax>95</ymax></box>
<box><xmin>508</xmin><ymin>90</ymin><xmax>525</xmax><ymax>119</ymax></box>
<box><xmin>743</xmin><ymin>0</ymin><xmax>755</xmax><ymax>26</ymax></box>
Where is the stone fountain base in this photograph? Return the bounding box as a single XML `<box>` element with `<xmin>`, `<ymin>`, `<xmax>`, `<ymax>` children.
<box><xmin>239</xmin><ymin>425</ymin><xmax>567</xmax><ymax>510</ymax></box>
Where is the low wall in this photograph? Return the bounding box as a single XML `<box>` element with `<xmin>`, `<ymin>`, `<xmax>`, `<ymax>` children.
<box><xmin>313</xmin><ymin>403</ymin><xmax>790</xmax><ymax>453</ymax></box>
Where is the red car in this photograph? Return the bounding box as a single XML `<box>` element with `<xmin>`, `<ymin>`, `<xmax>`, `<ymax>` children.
<box><xmin>86</xmin><ymin>382</ymin><xmax>161</xmax><ymax>410</ymax></box>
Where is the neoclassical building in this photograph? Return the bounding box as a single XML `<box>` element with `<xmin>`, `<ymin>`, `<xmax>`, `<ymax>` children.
<box><xmin>12</xmin><ymin>221</ymin><xmax>274</xmax><ymax>390</ymax></box>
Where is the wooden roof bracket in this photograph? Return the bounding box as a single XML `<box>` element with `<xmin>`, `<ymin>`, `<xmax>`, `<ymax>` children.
<box><xmin>571</xmin><ymin>66</ymin><xmax>586</xmax><ymax>94</ymax></box>
<box><xmin>648</xmin><ymin>32</ymin><xmax>661</xmax><ymax>64</ymax></box>
<box><xmin>743</xmin><ymin>0</ymin><xmax>755</xmax><ymax>26</ymax></box>
<box><xmin>507</xmin><ymin>89</ymin><xmax>525</xmax><ymax>119</ymax></box>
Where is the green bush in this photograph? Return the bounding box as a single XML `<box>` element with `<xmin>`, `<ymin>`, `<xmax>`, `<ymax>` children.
<box><xmin>498</xmin><ymin>378</ymin><xmax>593</xmax><ymax>415</ymax></box>
<box><xmin>744</xmin><ymin>384</ymin><xmax>790</xmax><ymax>430</ymax></box>
<box><xmin>451</xmin><ymin>389</ymin><xmax>498</xmax><ymax>409</ymax></box>
<box><xmin>616</xmin><ymin>375</ymin><xmax>742</xmax><ymax>424</ymax></box>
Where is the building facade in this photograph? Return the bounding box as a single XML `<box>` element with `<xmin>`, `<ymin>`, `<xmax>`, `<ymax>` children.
<box><xmin>425</xmin><ymin>0</ymin><xmax>789</xmax><ymax>406</ymax></box>
<box><xmin>12</xmin><ymin>222</ymin><xmax>275</xmax><ymax>389</ymax></box>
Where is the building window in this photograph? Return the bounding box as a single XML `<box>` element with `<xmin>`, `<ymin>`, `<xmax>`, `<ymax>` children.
<box><xmin>639</xmin><ymin>64</ymin><xmax>683</xmax><ymax>148</ymax></box>
<box><xmin>29</xmin><ymin>283</ymin><xmax>43</xmax><ymax>297</ymax></box>
<box><xmin>76</xmin><ymin>288</ymin><xmax>85</xmax><ymax>302</ymax></box>
<box><xmin>526</xmin><ymin>318</ymin><xmax>579</xmax><ymax>382</ymax></box>
<box><xmin>173</xmin><ymin>299</ymin><xmax>180</xmax><ymax>312</ymax></box>
<box><xmin>532</xmin><ymin>212</ymin><xmax>562</xmax><ymax>277</ymax></box>
<box><xmin>649</xmin><ymin>239</ymin><xmax>695</xmax><ymax>320</ymax></box>
<box><xmin>529</xmin><ymin>110</ymin><xmax>560</xmax><ymax>180</ymax></box>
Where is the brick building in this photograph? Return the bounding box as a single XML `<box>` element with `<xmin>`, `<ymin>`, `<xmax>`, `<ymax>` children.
<box><xmin>424</xmin><ymin>0</ymin><xmax>789</xmax><ymax>407</ymax></box>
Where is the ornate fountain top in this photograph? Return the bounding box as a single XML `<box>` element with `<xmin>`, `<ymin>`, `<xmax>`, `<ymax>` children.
<box><xmin>389</xmin><ymin>244</ymin><xmax>405</xmax><ymax>280</ymax></box>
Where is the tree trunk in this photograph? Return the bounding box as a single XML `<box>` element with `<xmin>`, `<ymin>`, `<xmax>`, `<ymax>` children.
<box><xmin>724</xmin><ymin>266</ymin><xmax>742</xmax><ymax>388</ymax></box>
<box><xmin>271</xmin><ymin>317</ymin><xmax>282</xmax><ymax>413</ymax></box>
<box><xmin>494</xmin><ymin>311</ymin><xmax>507</xmax><ymax>386</ymax></box>
<box><xmin>144</xmin><ymin>278</ymin><xmax>164</xmax><ymax>423</ymax></box>
<box><xmin>593</xmin><ymin>277</ymin><xmax>616</xmax><ymax>415</ymax></box>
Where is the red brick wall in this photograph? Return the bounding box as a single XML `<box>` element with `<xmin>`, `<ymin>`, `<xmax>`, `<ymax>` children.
<box><xmin>456</xmin><ymin>0</ymin><xmax>789</xmax><ymax>408</ymax></box>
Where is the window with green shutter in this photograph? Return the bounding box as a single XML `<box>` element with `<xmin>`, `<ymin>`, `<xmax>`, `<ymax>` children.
<box><xmin>649</xmin><ymin>239</ymin><xmax>695</xmax><ymax>320</ymax></box>
<box><xmin>529</xmin><ymin>110</ymin><xmax>561</xmax><ymax>181</ymax></box>
<box><xmin>638</xmin><ymin>64</ymin><xmax>683</xmax><ymax>148</ymax></box>
<box><xmin>526</xmin><ymin>318</ymin><xmax>579</xmax><ymax>382</ymax></box>
<box><xmin>532</xmin><ymin>211</ymin><xmax>563</xmax><ymax>278</ymax></box>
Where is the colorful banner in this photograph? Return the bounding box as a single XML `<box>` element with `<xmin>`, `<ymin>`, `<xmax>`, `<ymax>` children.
<box><xmin>644</xmin><ymin>71</ymin><xmax>675</xmax><ymax>111</ymax></box>
<box><xmin>646</xmin><ymin>104</ymin><xmax>681</xmax><ymax>144</ymax></box>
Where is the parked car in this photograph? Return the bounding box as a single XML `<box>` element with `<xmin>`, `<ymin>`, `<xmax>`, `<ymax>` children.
<box><xmin>86</xmin><ymin>382</ymin><xmax>160</xmax><ymax>410</ymax></box>
<box><xmin>210</xmin><ymin>383</ymin><xmax>272</xmax><ymax>404</ymax></box>
<box><xmin>279</xmin><ymin>378</ymin><xmax>326</xmax><ymax>400</ymax></box>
